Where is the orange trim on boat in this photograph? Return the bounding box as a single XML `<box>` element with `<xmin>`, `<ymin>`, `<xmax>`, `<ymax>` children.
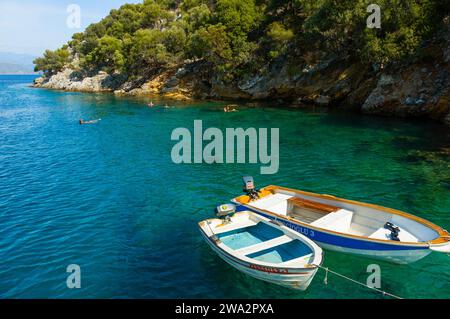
<box><xmin>234</xmin><ymin>188</ymin><xmax>274</xmax><ymax>204</ymax></box>
<box><xmin>234</xmin><ymin>185</ymin><xmax>450</xmax><ymax>246</ymax></box>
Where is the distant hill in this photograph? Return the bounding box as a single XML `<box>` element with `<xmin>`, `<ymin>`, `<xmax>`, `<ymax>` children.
<box><xmin>0</xmin><ymin>63</ymin><xmax>37</xmax><ymax>74</ymax></box>
<box><xmin>0</xmin><ymin>52</ymin><xmax>39</xmax><ymax>74</ymax></box>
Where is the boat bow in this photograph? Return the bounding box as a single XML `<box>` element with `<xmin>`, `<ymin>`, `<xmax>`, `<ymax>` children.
<box><xmin>429</xmin><ymin>232</ymin><xmax>450</xmax><ymax>253</ymax></box>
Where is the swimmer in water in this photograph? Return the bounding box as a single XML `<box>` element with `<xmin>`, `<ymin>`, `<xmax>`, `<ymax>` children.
<box><xmin>79</xmin><ymin>119</ymin><xmax>100</xmax><ymax>125</ymax></box>
<box><xmin>148</xmin><ymin>101</ymin><xmax>154</xmax><ymax>107</ymax></box>
<box><xmin>224</xmin><ymin>105</ymin><xmax>237</xmax><ymax>113</ymax></box>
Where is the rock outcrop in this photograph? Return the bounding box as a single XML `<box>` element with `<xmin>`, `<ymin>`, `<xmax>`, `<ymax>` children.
<box><xmin>34</xmin><ymin>68</ymin><xmax>126</xmax><ymax>92</ymax></box>
<box><xmin>34</xmin><ymin>28</ymin><xmax>450</xmax><ymax>125</ymax></box>
<box><xmin>362</xmin><ymin>60</ymin><xmax>449</xmax><ymax>120</ymax></box>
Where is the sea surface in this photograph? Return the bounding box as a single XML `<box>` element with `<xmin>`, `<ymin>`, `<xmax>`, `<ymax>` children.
<box><xmin>0</xmin><ymin>75</ymin><xmax>449</xmax><ymax>298</ymax></box>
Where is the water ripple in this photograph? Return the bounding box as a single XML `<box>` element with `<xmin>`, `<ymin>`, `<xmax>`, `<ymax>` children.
<box><xmin>0</xmin><ymin>75</ymin><xmax>448</xmax><ymax>298</ymax></box>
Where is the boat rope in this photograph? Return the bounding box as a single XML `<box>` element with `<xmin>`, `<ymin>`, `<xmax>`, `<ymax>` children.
<box><xmin>313</xmin><ymin>264</ymin><xmax>403</xmax><ymax>299</ymax></box>
<box><xmin>206</xmin><ymin>220</ymin><xmax>214</xmax><ymax>234</ymax></box>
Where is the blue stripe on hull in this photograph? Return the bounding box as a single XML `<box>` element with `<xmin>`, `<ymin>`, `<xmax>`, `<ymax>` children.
<box><xmin>236</xmin><ymin>205</ymin><xmax>426</xmax><ymax>251</ymax></box>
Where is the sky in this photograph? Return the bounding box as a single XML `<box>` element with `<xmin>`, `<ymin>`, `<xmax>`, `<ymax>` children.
<box><xmin>0</xmin><ymin>0</ymin><xmax>142</xmax><ymax>57</ymax></box>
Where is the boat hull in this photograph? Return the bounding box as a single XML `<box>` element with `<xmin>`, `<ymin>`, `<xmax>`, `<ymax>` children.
<box><xmin>317</xmin><ymin>241</ymin><xmax>432</xmax><ymax>264</ymax></box>
<box><xmin>237</xmin><ymin>206</ymin><xmax>432</xmax><ymax>264</ymax></box>
<box><xmin>200</xmin><ymin>229</ymin><xmax>318</xmax><ymax>290</ymax></box>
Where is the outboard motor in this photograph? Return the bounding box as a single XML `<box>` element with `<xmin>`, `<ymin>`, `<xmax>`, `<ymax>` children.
<box><xmin>242</xmin><ymin>176</ymin><xmax>260</xmax><ymax>201</ymax></box>
<box><xmin>215</xmin><ymin>204</ymin><xmax>236</xmax><ymax>223</ymax></box>
<box><xmin>384</xmin><ymin>222</ymin><xmax>400</xmax><ymax>241</ymax></box>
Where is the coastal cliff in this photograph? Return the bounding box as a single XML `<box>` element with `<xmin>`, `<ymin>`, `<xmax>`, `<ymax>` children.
<box><xmin>33</xmin><ymin>1</ymin><xmax>450</xmax><ymax>125</ymax></box>
<box><xmin>33</xmin><ymin>37</ymin><xmax>450</xmax><ymax>125</ymax></box>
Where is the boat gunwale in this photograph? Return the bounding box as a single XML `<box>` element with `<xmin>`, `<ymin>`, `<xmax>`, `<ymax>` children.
<box><xmin>233</xmin><ymin>185</ymin><xmax>450</xmax><ymax>247</ymax></box>
<box><xmin>198</xmin><ymin>214</ymin><xmax>322</xmax><ymax>271</ymax></box>
<box><xmin>198</xmin><ymin>225</ymin><xmax>319</xmax><ymax>275</ymax></box>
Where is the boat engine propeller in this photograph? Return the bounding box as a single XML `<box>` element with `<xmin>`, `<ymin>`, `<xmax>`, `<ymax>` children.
<box><xmin>242</xmin><ymin>176</ymin><xmax>260</xmax><ymax>201</ymax></box>
<box><xmin>215</xmin><ymin>204</ymin><xmax>236</xmax><ymax>223</ymax></box>
<box><xmin>384</xmin><ymin>222</ymin><xmax>401</xmax><ymax>241</ymax></box>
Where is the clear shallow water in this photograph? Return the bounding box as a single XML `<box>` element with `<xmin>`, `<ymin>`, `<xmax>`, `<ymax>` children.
<box><xmin>0</xmin><ymin>75</ymin><xmax>449</xmax><ymax>299</ymax></box>
<box><xmin>217</xmin><ymin>222</ymin><xmax>283</xmax><ymax>250</ymax></box>
<box><xmin>247</xmin><ymin>240</ymin><xmax>312</xmax><ymax>264</ymax></box>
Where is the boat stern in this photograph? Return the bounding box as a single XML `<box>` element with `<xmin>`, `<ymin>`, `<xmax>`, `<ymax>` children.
<box><xmin>429</xmin><ymin>230</ymin><xmax>450</xmax><ymax>253</ymax></box>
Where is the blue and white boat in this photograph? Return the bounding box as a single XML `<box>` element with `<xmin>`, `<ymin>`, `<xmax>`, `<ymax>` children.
<box><xmin>231</xmin><ymin>180</ymin><xmax>450</xmax><ymax>264</ymax></box>
<box><xmin>199</xmin><ymin>207</ymin><xmax>323</xmax><ymax>290</ymax></box>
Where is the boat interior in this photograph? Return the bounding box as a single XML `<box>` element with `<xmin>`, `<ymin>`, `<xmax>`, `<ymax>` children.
<box><xmin>210</xmin><ymin>213</ymin><xmax>315</xmax><ymax>266</ymax></box>
<box><xmin>242</xmin><ymin>189</ymin><xmax>439</xmax><ymax>243</ymax></box>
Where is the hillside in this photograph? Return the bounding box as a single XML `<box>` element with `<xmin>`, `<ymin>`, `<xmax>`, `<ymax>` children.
<box><xmin>33</xmin><ymin>0</ymin><xmax>450</xmax><ymax>125</ymax></box>
<box><xmin>0</xmin><ymin>52</ymin><xmax>38</xmax><ymax>74</ymax></box>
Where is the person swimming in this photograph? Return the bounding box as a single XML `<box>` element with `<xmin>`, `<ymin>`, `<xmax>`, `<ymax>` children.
<box><xmin>148</xmin><ymin>101</ymin><xmax>154</xmax><ymax>107</ymax></box>
<box><xmin>223</xmin><ymin>105</ymin><xmax>238</xmax><ymax>112</ymax></box>
<box><xmin>79</xmin><ymin>119</ymin><xmax>100</xmax><ymax>125</ymax></box>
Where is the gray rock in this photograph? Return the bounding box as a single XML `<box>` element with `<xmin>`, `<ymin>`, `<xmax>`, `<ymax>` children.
<box><xmin>415</xmin><ymin>98</ymin><xmax>426</xmax><ymax>106</ymax></box>
<box><xmin>378</xmin><ymin>74</ymin><xmax>395</xmax><ymax>87</ymax></box>
<box><xmin>175</xmin><ymin>67</ymin><xmax>187</xmax><ymax>77</ymax></box>
<box><xmin>404</xmin><ymin>97</ymin><xmax>415</xmax><ymax>105</ymax></box>
<box><xmin>33</xmin><ymin>77</ymin><xmax>45</xmax><ymax>86</ymax></box>
<box><xmin>165</xmin><ymin>76</ymin><xmax>179</xmax><ymax>88</ymax></box>
<box><xmin>445</xmin><ymin>48</ymin><xmax>450</xmax><ymax>63</ymax></box>
<box><xmin>315</xmin><ymin>95</ymin><xmax>330</xmax><ymax>106</ymax></box>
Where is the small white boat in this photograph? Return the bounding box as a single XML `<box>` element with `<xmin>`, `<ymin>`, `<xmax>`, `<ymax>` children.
<box><xmin>199</xmin><ymin>205</ymin><xmax>323</xmax><ymax>290</ymax></box>
<box><xmin>231</xmin><ymin>178</ymin><xmax>450</xmax><ymax>264</ymax></box>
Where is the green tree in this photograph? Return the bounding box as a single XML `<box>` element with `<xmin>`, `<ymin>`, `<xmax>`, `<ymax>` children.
<box><xmin>33</xmin><ymin>47</ymin><xmax>70</xmax><ymax>76</ymax></box>
<box><xmin>142</xmin><ymin>0</ymin><xmax>174</xmax><ymax>28</ymax></box>
<box><xmin>163</xmin><ymin>26</ymin><xmax>187</xmax><ymax>54</ymax></box>
<box><xmin>109</xmin><ymin>4</ymin><xmax>145</xmax><ymax>34</ymax></box>
<box><xmin>81</xmin><ymin>36</ymin><xmax>124</xmax><ymax>72</ymax></box>
<box><xmin>266</xmin><ymin>21</ymin><xmax>294</xmax><ymax>59</ymax></box>
<box><xmin>187</xmin><ymin>24</ymin><xmax>233</xmax><ymax>64</ymax></box>
<box><xmin>34</xmin><ymin>0</ymin><xmax>449</xmax><ymax>79</ymax></box>
<box><xmin>215</xmin><ymin>0</ymin><xmax>262</xmax><ymax>41</ymax></box>
<box><xmin>128</xmin><ymin>29</ymin><xmax>171</xmax><ymax>72</ymax></box>
<box><xmin>214</xmin><ymin>0</ymin><xmax>262</xmax><ymax>67</ymax></box>
<box><xmin>182</xmin><ymin>4</ymin><xmax>212</xmax><ymax>32</ymax></box>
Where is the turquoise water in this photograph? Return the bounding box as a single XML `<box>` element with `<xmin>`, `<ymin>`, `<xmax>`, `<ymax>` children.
<box><xmin>217</xmin><ymin>222</ymin><xmax>283</xmax><ymax>250</ymax></box>
<box><xmin>0</xmin><ymin>75</ymin><xmax>449</xmax><ymax>298</ymax></box>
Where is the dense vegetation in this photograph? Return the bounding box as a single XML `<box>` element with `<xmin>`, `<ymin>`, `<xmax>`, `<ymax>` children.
<box><xmin>34</xmin><ymin>0</ymin><xmax>449</xmax><ymax>80</ymax></box>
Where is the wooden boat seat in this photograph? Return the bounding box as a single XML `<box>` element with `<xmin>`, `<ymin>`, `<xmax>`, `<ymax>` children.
<box><xmin>286</xmin><ymin>198</ymin><xmax>342</xmax><ymax>224</ymax></box>
<box><xmin>311</xmin><ymin>209</ymin><xmax>353</xmax><ymax>232</ymax></box>
<box><xmin>288</xmin><ymin>197</ymin><xmax>341</xmax><ymax>214</ymax></box>
<box><xmin>235</xmin><ymin>235</ymin><xmax>292</xmax><ymax>256</ymax></box>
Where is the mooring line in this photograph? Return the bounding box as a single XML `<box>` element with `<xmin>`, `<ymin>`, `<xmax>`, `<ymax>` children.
<box><xmin>313</xmin><ymin>264</ymin><xmax>403</xmax><ymax>299</ymax></box>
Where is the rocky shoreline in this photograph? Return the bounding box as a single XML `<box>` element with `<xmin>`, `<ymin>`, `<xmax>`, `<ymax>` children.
<box><xmin>33</xmin><ymin>36</ymin><xmax>450</xmax><ymax>126</ymax></box>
